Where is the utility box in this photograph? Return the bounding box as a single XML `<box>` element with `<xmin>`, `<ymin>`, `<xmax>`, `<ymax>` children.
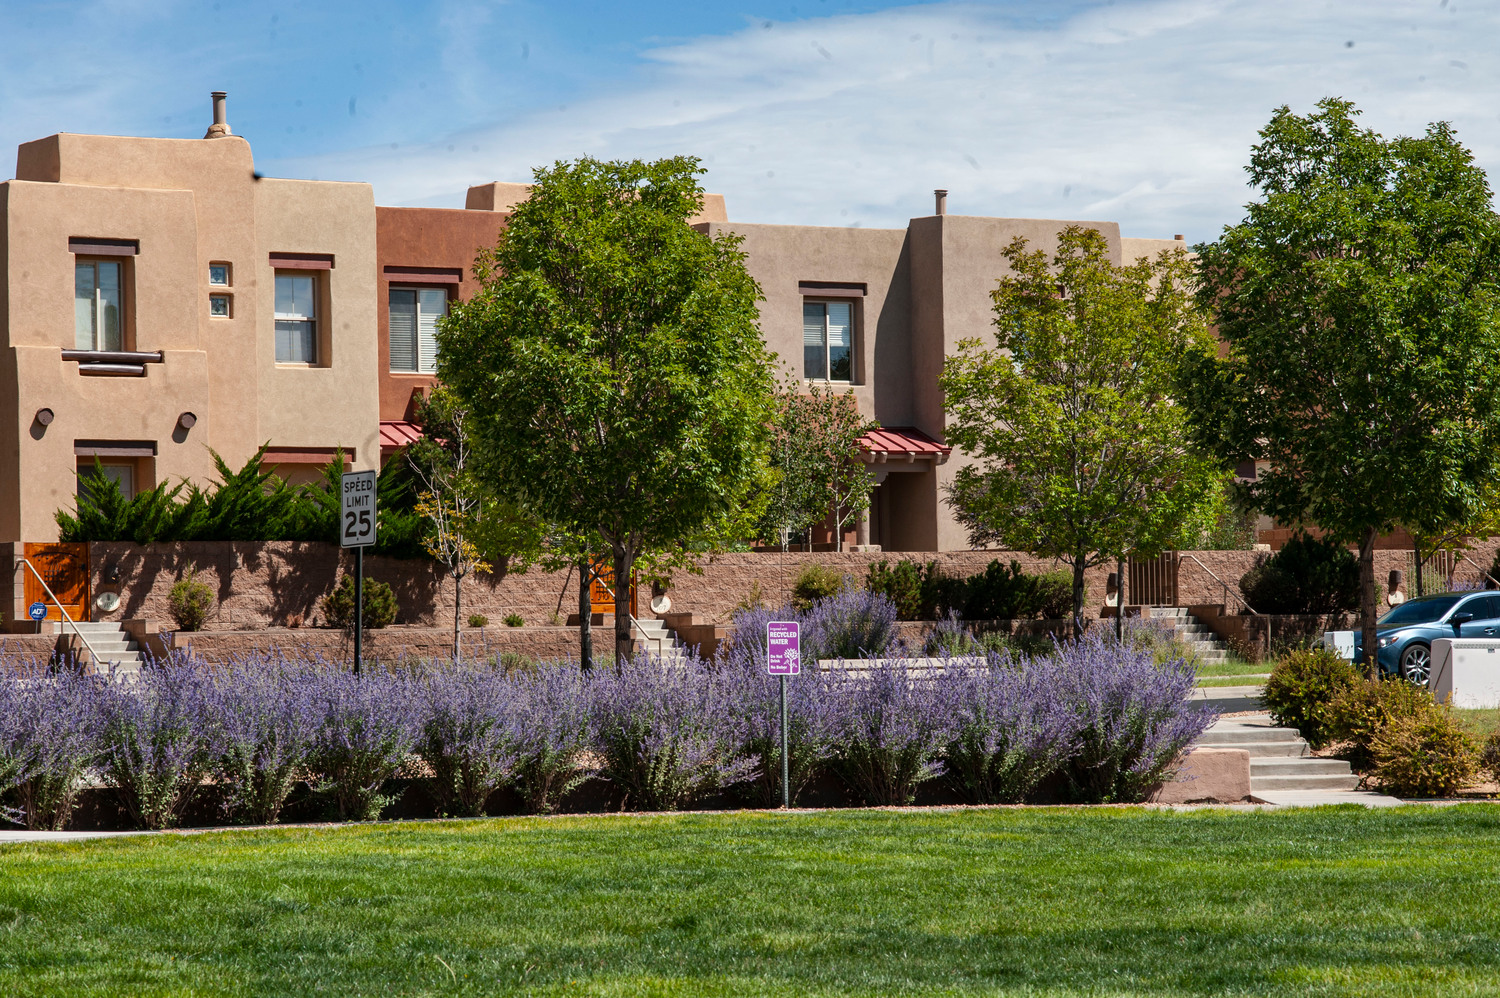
<box><xmin>1430</xmin><ymin>638</ymin><xmax>1500</xmax><ymax>708</ymax></box>
<box><xmin>1321</xmin><ymin>631</ymin><xmax>1355</xmax><ymax>660</ymax></box>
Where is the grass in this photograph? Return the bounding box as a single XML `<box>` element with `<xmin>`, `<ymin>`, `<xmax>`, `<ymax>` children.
<box><xmin>1453</xmin><ymin>707</ymin><xmax>1500</xmax><ymax>740</ymax></box>
<box><xmin>6</xmin><ymin>807</ymin><xmax>1500</xmax><ymax>996</ymax></box>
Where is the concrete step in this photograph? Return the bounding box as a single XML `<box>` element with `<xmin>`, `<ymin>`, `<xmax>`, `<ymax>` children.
<box><xmin>1230</xmin><ymin>740</ymin><xmax>1310</xmax><ymax>758</ymax></box>
<box><xmin>1252</xmin><ymin>758</ymin><xmax>1353</xmax><ymax>777</ymax></box>
<box><xmin>1251</xmin><ymin>773</ymin><xmax>1363</xmax><ymax>791</ymax></box>
<box><xmin>1199</xmin><ymin>725</ymin><xmax>1303</xmax><ymax>744</ymax></box>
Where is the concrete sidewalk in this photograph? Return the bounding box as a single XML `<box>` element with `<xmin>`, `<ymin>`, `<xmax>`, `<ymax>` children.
<box><xmin>0</xmin><ymin>829</ymin><xmax>144</xmax><ymax>844</ymax></box>
<box><xmin>1192</xmin><ymin>684</ymin><xmax>1264</xmax><ymax>713</ymax></box>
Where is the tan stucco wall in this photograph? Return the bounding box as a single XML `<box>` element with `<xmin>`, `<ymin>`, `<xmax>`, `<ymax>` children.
<box><xmin>252</xmin><ymin>178</ymin><xmax>379</xmax><ymax>471</ymax></box>
<box><xmin>1</xmin><ymin>178</ymin><xmax>215</xmax><ymax>539</ymax></box>
<box><xmin>375</xmin><ymin>205</ymin><xmax>509</xmax><ymax>422</ymax></box>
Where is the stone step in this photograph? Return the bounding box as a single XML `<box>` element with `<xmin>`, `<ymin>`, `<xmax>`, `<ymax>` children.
<box><xmin>1251</xmin><ymin>773</ymin><xmax>1363</xmax><ymax>791</ymax></box>
<box><xmin>1251</xmin><ymin>758</ymin><xmax>1353</xmax><ymax>777</ymax></box>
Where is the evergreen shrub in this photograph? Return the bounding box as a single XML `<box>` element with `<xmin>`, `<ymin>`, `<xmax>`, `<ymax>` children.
<box><xmin>168</xmin><ymin>565</ymin><xmax>215</xmax><ymax>632</ymax></box>
<box><xmin>321</xmin><ymin>576</ymin><xmax>398</xmax><ymax>629</ymax></box>
<box><xmin>1371</xmin><ymin>710</ymin><xmax>1478</xmax><ymax>797</ymax></box>
<box><xmin>1239</xmin><ymin>532</ymin><xmax>1360</xmax><ymax>614</ymax></box>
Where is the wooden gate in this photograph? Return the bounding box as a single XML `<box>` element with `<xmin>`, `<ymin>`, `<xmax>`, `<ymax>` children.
<box><xmin>1128</xmin><ymin>551</ymin><xmax>1179</xmax><ymax>607</ymax></box>
<box><xmin>23</xmin><ymin>542</ymin><xmax>90</xmax><ymax>622</ymax></box>
<box><xmin>587</xmin><ymin>557</ymin><xmax>637</xmax><ymax>616</ymax></box>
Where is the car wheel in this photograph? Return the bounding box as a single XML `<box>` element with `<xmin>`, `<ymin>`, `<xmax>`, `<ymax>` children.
<box><xmin>1399</xmin><ymin>643</ymin><xmax>1431</xmax><ymax>686</ymax></box>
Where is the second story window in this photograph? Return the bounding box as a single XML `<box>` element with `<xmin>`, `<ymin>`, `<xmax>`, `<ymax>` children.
<box><xmin>803</xmin><ymin>300</ymin><xmax>853</xmax><ymax>382</ymax></box>
<box><xmin>75</xmin><ymin>260</ymin><xmax>123</xmax><ymax>351</ymax></box>
<box><xmin>389</xmin><ymin>287</ymin><xmax>447</xmax><ymax>373</ymax></box>
<box><xmin>274</xmin><ymin>272</ymin><xmax>318</xmax><ymax>364</ymax></box>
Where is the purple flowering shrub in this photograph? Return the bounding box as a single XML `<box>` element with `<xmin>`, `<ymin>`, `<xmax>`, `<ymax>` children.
<box><xmin>591</xmin><ymin>655</ymin><xmax>753</xmax><ymax>811</ymax></box>
<box><xmin>417</xmin><ymin>666</ymin><xmax>524</xmax><ymax>817</ymax></box>
<box><xmin>208</xmin><ymin>657</ymin><xmax>324</xmax><ymax>825</ymax></box>
<box><xmin>1051</xmin><ymin>631</ymin><xmax>1216</xmax><ymax>803</ymax></box>
<box><xmin>306</xmin><ymin>667</ymin><xmax>423</xmax><ymax>821</ymax></box>
<box><xmin>801</xmin><ymin>588</ymin><xmax>900</xmax><ymax>661</ymax></box>
<box><xmin>728</xmin><ymin>658</ymin><xmax>841</xmax><ymax>807</ymax></box>
<box><xmin>0</xmin><ymin>665</ymin><xmax>104</xmax><ymax>830</ymax></box>
<box><xmin>828</xmin><ymin>663</ymin><xmax>950</xmax><ymax>806</ymax></box>
<box><xmin>510</xmin><ymin>663</ymin><xmax>598</xmax><ymax>814</ymax></box>
<box><xmin>99</xmin><ymin>662</ymin><xmax>219</xmax><ymax>830</ymax></box>
<box><xmin>937</xmin><ymin>656</ymin><xmax>1077</xmax><ymax>804</ymax></box>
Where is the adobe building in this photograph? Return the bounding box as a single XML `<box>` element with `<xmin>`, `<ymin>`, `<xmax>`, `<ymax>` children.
<box><xmin>0</xmin><ymin>93</ymin><xmax>1187</xmax><ymax>558</ymax></box>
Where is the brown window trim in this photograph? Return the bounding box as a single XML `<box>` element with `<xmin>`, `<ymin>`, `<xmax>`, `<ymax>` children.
<box><xmin>384</xmin><ymin>265</ymin><xmax>462</xmax><ymax>284</ymax></box>
<box><xmin>75</xmin><ymin>440</ymin><xmax>157</xmax><ymax>458</ymax></box>
<box><xmin>263</xmin><ymin>446</ymin><xmax>354</xmax><ymax>464</ymax></box>
<box><xmin>69</xmin><ymin>238</ymin><xmax>139</xmax><ymax>256</ymax></box>
<box><xmin>798</xmin><ymin>281</ymin><xmax>866</xmax><ymax>298</ymax></box>
<box><xmin>269</xmin><ymin>252</ymin><xmax>334</xmax><ymax>270</ymax></box>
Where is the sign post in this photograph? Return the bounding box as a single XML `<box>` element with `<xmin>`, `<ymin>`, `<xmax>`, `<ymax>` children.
<box><xmin>766</xmin><ymin>620</ymin><xmax>800</xmax><ymax>809</ymax></box>
<box><xmin>340</xmin><ymin>469</ymin><xmax>377</xmax><ymax>675</ymax></box>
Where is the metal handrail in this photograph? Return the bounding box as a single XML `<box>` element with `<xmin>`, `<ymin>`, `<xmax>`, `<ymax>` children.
<box><xmin>1458</xmin><ymin>552</ymin><xmax>1500</xmax><ymax>590</ymax></box>
<box><xmin>587</xmin><ymin>566</ymin><xmax>662</xmax><ymax>654</ymax></box>
<box><xmin>15</xmin><ymin>557</ymin><xmax>105</xmax><ymax>667</ymax></box>
<box><xmin>1176</xmin><ymin>552</ymin><xmax>1260</xmax><ymax>616</ymax></box>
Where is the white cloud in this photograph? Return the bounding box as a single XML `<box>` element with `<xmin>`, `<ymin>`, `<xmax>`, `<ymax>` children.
<box><xmin>17</xmin><ymin>0</ymin><xmax>1500</xmax><ymax>241</ymax></box>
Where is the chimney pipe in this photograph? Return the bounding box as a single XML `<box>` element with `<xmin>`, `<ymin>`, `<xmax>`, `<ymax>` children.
<box><xmin>1174</xmin><ymin>234</ymin><xmax>1185</xmax><ymax>241</ymax></box>
<box><xmin>205</xmin><ymin>92</ymin><xmax>231</xmax><ymax>138</ymax></box>
<box><xmin>934</xmin><ymin>189</ymin><xmax>948</xmax><ymax>215</ymax></box>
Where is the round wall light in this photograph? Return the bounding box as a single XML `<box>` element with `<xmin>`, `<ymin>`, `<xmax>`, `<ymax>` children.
<box><xmin>177</xmin><ymin>412</ymin><xmax>197</xmax><ymax>430</ymax></box>
<box><xmin>34</xmin><ymin>408</ymin><xmax>54</xmax><ymax>426</ymax></box>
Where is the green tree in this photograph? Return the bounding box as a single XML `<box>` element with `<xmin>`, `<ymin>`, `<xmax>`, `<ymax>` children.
<box><xmin>941</xmin><ymin>225</ymin><xmax>1224</xmax><ymax>635</ymax></box>
<box><xmin>439</xmin><ymin>156</ymin><xmax>777</xmax><ymax>666</ymax></box>
<box><xmin>757</xmin><ymin>383</ymin><xmax>876</xmax><ymax>552</ymax></box>
<box><xmin>1183</xmin><ymin>99</ymin><xmax>1500</xmax><ymax>674</ymax></box>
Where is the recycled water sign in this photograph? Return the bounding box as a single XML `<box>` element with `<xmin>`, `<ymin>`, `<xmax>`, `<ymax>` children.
<box><xmin>767</xmin><ymin>621</ymin><xmax>800</xmax><ymax>675</ymax></box>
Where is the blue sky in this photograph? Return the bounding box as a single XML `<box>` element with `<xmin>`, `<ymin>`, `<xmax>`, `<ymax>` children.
<box><xmin>2</xmin><ymin>0</ymin><xmax>1495</xmax><ymax>239</ymax></box>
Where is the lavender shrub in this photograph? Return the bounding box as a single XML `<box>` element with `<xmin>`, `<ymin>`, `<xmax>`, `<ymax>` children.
<box><xmin>0</xmin><ymin>665</ymin><xmax>105</xmax><ymax>829</ymax></box>
<box><xmin>801</xmin><ymin>588</ymin><xmax>900</xmax><ymax>661</ymax></box>
<box><xmin>590</xmin><ymin>654</ymin><xmax>753</xmax><ymax>811</ymax></box>
<box><xmin>510</xmin><ymin>663</ymin><xmax>598</xmax><ymax>814</ymax></box>
<box><xmin>98</xmin><ymin>662</ymin><xmax>219</xmax><ymax>829</ymax></box>
<box><xmin>729</xmin><ymin>656</ymin><xmax>842</xmax><ymax>807</ymax></box>
<box><xmin>418</xmin><ymin>665</ymin><xmax>524</xmax><ymax>817</ymax></box>
<box><xmin>828</xmin><ymin>662</ymin><xmax>950</xmax><ymax>806</ymax></box>
<box><xmin>1053</xmin><ymin>631</ymin><xmax>1217</xmax><ymax>803</ymax></box>
<box><xmin>938</xmin><ymin>655</ymin><xmax>1077</xmax><ymax>804</ymax></box>
<box><xmin>307</xmin><ymin>667</ymin><xmax>423</xmax><ymax>821</ymax></box>
<box><xmin>208</xmin><ymin>656</ymin><xmax>323</xmax><ymax>825</ymax></box>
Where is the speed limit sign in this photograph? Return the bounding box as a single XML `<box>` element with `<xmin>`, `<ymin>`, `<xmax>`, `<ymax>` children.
<box><xmin>340</xmin><ymin>470</ymin><xmax>377</xmax><ymax>548</ymax></box>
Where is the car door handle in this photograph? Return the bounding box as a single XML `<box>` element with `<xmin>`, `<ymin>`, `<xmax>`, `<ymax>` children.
<box><xmin>1487</xmin><ymin>628</ymin><xmax>1496</xmax><ymax>635</ymax></box>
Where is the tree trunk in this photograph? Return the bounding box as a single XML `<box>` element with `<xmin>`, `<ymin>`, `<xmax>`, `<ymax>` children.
<box><xmin>577</xmin><ymin>557</ymin><xmax>593</xmax><ymax>671</ymax></box>
<box><xmin>1114</xmin><ymin>555</ymin><xmax>1125</xmax><ymax>642</ymax></box>
<box><xmin>453</xmin><ymin>571</ymin><xmax>463</xmax><ymax>665</ymax></box>
<box><xmin>1072</xmin><ymin>556</ymin><xmax>1088</xmax><ymax>639</ymax></box>
<box><xmin>1359</xmin><ymin>527</ymin><xmax>1379</xmax><ymax>680</ymax></box>
<box><xmin>1412</xmin><ymin>540</ymin><xmax>1425</xmax><ymax>598</ymax></box>
<box><xmin>614</xmin><ymin>544</ymin><xmax>636</xmax><ymax>666</ymax></box>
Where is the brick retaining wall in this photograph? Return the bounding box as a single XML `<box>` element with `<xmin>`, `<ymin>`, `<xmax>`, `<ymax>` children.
<box><xmin>17</xmin><ymin>539</ymin><xmax>1498</xmax><ymax>634</ymax></box>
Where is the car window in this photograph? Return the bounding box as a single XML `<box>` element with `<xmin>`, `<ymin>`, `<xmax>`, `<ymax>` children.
<box><xmin>1461</xmin><ymin>594</ymin><xmax>1500</xmax><ymax>620</ymax></box>
<box><xmin>1379</xmin><ymin>595</ymin><xmax>1462</xmax><ymax>625</ymax></box>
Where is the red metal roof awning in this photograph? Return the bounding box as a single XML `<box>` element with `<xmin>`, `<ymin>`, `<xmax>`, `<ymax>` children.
<box><xmin>858</xmin><ymin>426</ymin><xmax>951</xmax><ymax>463</ymax></box>
<box><xmin>380</xmin><ymin>420</ymin><xmax>425</xmax><ymax>450</ymax></box>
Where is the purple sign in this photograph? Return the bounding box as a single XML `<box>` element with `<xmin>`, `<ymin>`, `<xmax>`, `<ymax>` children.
<box><xmin>767</xmin><ymin>621</ymin><xmax>800</xmax><ymax>676</ymax></box>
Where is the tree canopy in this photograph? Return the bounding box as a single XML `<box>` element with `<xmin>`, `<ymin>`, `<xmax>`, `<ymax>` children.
<box><xmin>1182</xmin><ymin>98</ymin><xmax>1500</xmax><ymax>672</ymax></box>
<box><xmin>438</xmin><ymin>155</ymin><xmax>777</xmax><ymax>665</ymax></box>
<box><xmin>941</xmin><ymin>225</ymin><xmax>1224</xmax><ymax>634</ymax></box>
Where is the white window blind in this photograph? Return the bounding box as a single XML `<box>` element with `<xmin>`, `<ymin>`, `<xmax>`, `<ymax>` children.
<box><xmin>826</xmin><ymin>300</ymin><xmax>852</xmax><ymax>381</ymax></box>
<box><xmin>389</xmin><ymin>290</ymin><xmax>418</xmax><ymax>372</ymax></box>
<box><xmin>417</xmin><ymin>288</ymin><xmax>445</xmax><ymax>373</ymax></box>
<box><xmin>390</xmin><ymin>287</ymin><xmax>447</xmax><ymax>373</ymax></box>
<box><xmin>803</xmin><ymin>302</ymin><xmax>827</xmax><ymax>381</ymax></box>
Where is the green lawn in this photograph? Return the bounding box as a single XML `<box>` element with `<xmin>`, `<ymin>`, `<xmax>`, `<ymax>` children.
<box><xmin>5</xmin><ymin>807</ymin><xmax>1500</xmax><ymax>996</ymax></box>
